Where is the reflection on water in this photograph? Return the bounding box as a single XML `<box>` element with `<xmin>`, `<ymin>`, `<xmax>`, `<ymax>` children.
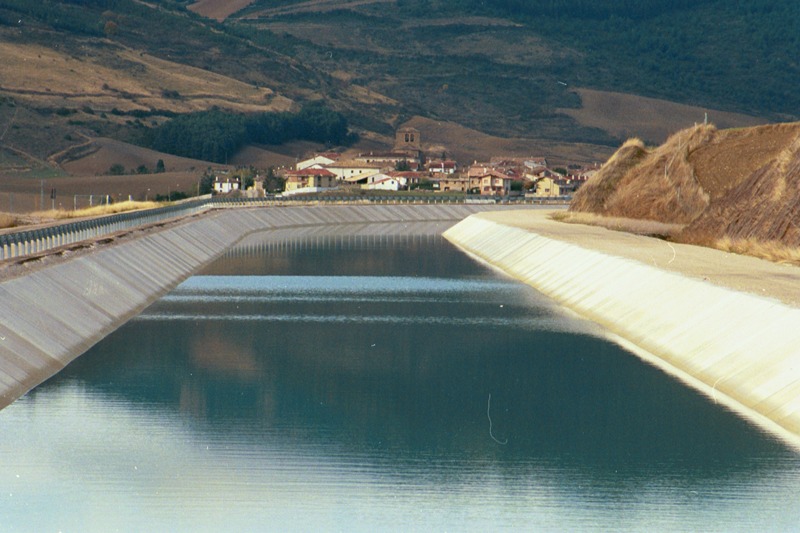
<box><xmin>1</xmin><ymin>230</ymin><xmax>799</xmax><ymax>531</ymax></box>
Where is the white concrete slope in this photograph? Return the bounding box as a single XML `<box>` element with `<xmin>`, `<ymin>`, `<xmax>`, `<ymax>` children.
<box><xmin>0</xmin><ymin>204</ymin><xmax>538</xmax><ymax>409</ymax></box>
<box><xmin>444</xmin><ymin>214</ymin><xmax>800</xmax><ymax>448</ymax></box>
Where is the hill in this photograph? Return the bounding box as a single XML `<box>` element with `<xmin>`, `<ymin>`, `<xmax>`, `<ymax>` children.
<box><xmin>0</xmin><ymin>0</ymin><xmax>796</xmax><ymax>211</ymax></box>
<box><xmin>570</xmin><ymin>122</ymin><xmax>800</xmax><ymax>256</ymax></box>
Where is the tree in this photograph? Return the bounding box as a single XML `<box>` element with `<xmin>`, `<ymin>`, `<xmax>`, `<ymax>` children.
<box><xmin>109</xmin><ymin>163</ymin><xmax>125</xmax><ymax>175</ymax></box>
<box><xmin>263</xmin><ymin>167</ymin><xmax>285</xmax><ymax>193</ymax></box>
<box><xmin>155</xmin><ymin>159</ymin><xmax>165</xmax><ymax>173</ymax></box>
<box><xmin>199</xmin><ymin>172</ymin><xmax>215</xmax><ymax>195</ymax></box>
<box><xmin>103</xmin><ymin>20</ymin><xmax>118</xmax><ymax>36</ymax></box>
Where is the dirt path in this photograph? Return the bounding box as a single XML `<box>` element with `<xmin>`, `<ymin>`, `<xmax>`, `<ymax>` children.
<box><xmin>242</xmin><ymin>0</ymin><xmax>393</xmax><ymax>19</ymax></box>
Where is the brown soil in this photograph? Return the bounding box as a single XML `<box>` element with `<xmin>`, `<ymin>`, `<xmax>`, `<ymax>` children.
<box><xmin>560</xmin><ymin>88</ymin><xmax>767</xmax><ymax>144</ymax></box>
<box><xmin>402</xmin><ymin>116</ymin><xmax>612</xmax><ymax>166</ymax></box>
<box><xmin>0</xmin><ymin>171</ymin><xmax>210</xmax><ymax>212</ymax></box>
<box><xmin>188</xmin><ymin>0</ymin><xmax>256</xmax><ymax>21</ymax></box>
<box><xmin>59</xmin><ymin>137</ymin><xmax>222</xmax><ymax>176</ymax></box>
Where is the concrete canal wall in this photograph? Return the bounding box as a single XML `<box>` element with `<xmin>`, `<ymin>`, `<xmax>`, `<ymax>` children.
<box><xmin>0</xmin><ymin>204</ymin><xmax>534</xmax><ymax>409</ymax></box>
<box><xmin>444</xmin><ymin>212</ymin><xmax>800</xmax><ymax>448</ymax></box>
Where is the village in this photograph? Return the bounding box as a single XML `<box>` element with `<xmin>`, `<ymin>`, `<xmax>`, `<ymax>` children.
<box><xmin>212</xmin><ymin>126</ymin><xmax>599</xmax><ymax>199</ymax></box>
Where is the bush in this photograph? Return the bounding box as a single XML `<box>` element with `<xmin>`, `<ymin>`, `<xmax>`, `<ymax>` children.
<box><xmin>148</xmin><ymin>104</ymin><xmax>353</xmax><ymax>163</ymax></box>
<box><xmin>109</xmin><ymin>163</ymin><xmax>126</xmax><ymax>175</ymax></box>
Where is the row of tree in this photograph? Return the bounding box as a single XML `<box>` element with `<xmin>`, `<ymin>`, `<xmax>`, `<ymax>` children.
<box><xmin>146</xmin><ymin>103</ymin><xmax>354</xmax><ymax>164</ymax></box>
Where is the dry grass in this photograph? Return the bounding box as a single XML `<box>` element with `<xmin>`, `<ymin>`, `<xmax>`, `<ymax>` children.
<box><xmin>689</xmin><ymin>122</ymin><xmax>800</xmax><ymax>199</ymax></box>
<box><xmin>552</xmin><ymin>212</ymin><xmax>800</xmax><ymax>265</ymax></box>
<box><xmin>568</xmin><ymin>136</ymin><xmax>648</xmax><ymax>214</ymax></box>
<box><xmin>551</xmin><ymin>211</ymin><xmax>684</xmax><ymax>238</ymax></box>
<box><xmin>572</xmin><ymin>125</ymin><xmax>714</xmax><ymax>224</ymax></box>
<box><xmin>0</xmin><ymin>213</ymin><xmax>19</xmax><ymax>229</ymax></box>
<box><xmin>559</xmin><ymin>88</ymin><xmax>766</xmax><ymax>144</ymax></box>
<box><xmin>0</xmin><ymin>42</ymin><xmax>288</xmax><ymax>117</ymax></box>
<box><xmin>401</xmin><ymin>116</ymin><xmax>612</xmax><ymax>165</ymax></box>
<box><xmin>32</xmin><ymin>201</ymin><xmax>163</xmax><ymax>220</ymax></box>
<box><xmin>715</xmin><ymin>237</ymin><xmax>800</xmax><ymax>266</ymax></box>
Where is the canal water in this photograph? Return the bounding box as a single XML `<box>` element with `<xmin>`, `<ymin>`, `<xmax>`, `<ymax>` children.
<box><xmin>2</xmin><ymin>224</ymin><xmax>799</xmax><ymax>531</ymax></box>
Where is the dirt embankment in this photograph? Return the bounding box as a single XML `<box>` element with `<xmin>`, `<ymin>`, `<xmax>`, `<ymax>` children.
<box><xmin>570</xmin><ymin>121</ymin><xmax>800</xmax><ymax>253</ymax></box>
<box><xmin>188</xmin><ymin>0</ymin><xmax>255</xmax><ymax>21</ymax></box>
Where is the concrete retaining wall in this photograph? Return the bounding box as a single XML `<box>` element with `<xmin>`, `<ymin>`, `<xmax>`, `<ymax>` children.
<box><xmin>443</xmin><ymin>215</ymin><xmax>800</xmax><ymax>448</ymax></box>
<box><xmin>0</xmin><ymin>205</ymin><xmax>537</xmax><ymax>409</ymax></box>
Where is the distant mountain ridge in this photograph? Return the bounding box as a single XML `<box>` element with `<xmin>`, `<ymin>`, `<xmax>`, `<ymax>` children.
<box><xmin>0</xmin><ymin>0</ymin><xmax>795</xmax><ymax>173</ymax></box>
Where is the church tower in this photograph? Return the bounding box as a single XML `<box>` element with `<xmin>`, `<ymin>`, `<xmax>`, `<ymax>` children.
<box><xmin>394</xmin><ymin>126</ymin><xmax>421</xmax><ymax>155</ymax></box>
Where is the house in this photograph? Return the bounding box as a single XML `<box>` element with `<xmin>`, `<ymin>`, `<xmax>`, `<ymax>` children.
<box><xmin>323</xmin><ymin>160</ymin><xmax>384</xmax><ymax>184</ymax></box>
<box><xmin>524</xmin><ymin>167</ymin><xmax>560</xmax><ymax>181</ymax></box>
<box><xmin>476</xmin><ymin>171</ymin><xmax>512</xmax><ymax>196</ymax></box>
<box><xmin>427</xmin><ymin>159</ymin><xmax>457</xmax><ymax>174</ymax></box>
<box><xmin>523</xmin><ymin>158</ymin><xmax>548</xmax><ymax>171</ymax></box>
<box><xmin>531</xmin><ymin>176</ymin><xmax>577</xmax><ymax>197</ymax></box>
<box><xmin>467</xmin><ymin>163</ymin><xmax>494</xmax><ymax>179</ymax></box>
<box><xmin>355</xmin><ymin>152</ymin><xmax>420</xmax><ymax>170</ymax></box>
<box><xmin>296</xmin><ymin>153</ymin><xmax>340</xmax><ymax>171</ymax></box>
<box><xmin>388</xmin><ymin>171</ymin><xmax>425</xmax><ymax>188</ymax></box>
<box><xmin>433</xmin><ymin>176</ymin><xmax>472</xmax><ymax>193</ymax></box>
<box><xmin>283</xmin><ymin>168</ymin><xmax>337</xmax><ymax>194</ymax></box>
<box><xmin>363</xmin><ymin>175</ymin><xmax>404</xmax><ymax>191</ymax></box>
<box><xmin>213</xmin><ymin>176</ymin><xmax>241</xmax><ymax>194</ymax></box>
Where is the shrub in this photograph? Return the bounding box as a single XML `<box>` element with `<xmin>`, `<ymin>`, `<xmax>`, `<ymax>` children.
<box><xmin>109</xmin><ymin>163</ymin><xmax>126</xmax><ymax>175</ymax></box>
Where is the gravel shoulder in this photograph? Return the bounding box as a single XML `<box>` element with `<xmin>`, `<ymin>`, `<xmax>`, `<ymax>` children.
<box><xmin>478</xmin><ymin>209</ymin><xmax>800</xmax><ymax>308</ymax></box>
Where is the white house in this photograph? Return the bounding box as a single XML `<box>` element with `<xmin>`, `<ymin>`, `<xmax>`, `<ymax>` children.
<box><xmin>427</xmin><ymin>160</ymin><xmax>457</xmax><ymax>174</ymax></box>
<box><xmin>324</xmin><ymin>160</ymin><xmax>384</xmax><ymax>183</ymax></box>
<box><xmin>213</xmin><ymin>176</ymin><xmax>241</xmax><ymax>194</ymax></box>
<box><xmin>363</xmin><ymin>175</ymin><xmax>403</xmax><ymax>191</ymax></box>
<box><xmin>296</xmin><ymin>153</ymin><xmax>340</xmax><ymax>171</ymax></box>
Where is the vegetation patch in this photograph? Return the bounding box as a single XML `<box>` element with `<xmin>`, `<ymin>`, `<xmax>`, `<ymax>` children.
<box><xmin>713</xmin><ymin>237</ymin><xmax>800</xmax><ymax>267</ymax></box>
<box><xmin>146</xmin><ymin>103</ymin><xmax>355</xmax><ymax>163</ymax></box>
<box><xmin>0</xmin><ymin>213</ymin><xmax>20</xmax><ymax>229</ymax></box>
<box><xmin>551</xmin><ymin>211</ymin><xmax>684</xmax><ymax>239</ymax></box>
<box><xmin>32</xmin><ymin>201</ymin><xmax>164</xmax><ymax>221</ymax></box>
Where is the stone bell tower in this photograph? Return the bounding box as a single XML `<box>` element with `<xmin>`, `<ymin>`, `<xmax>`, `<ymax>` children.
<box><xmin>394</xmin><ymin>126</ymin><xmax>421</xmax><ymax>155</ymax></box>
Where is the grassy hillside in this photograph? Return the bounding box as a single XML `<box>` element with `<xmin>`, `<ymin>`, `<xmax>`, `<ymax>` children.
<box><xmin>0</xmin><ymin>0</ymin><xmax>795</xmax><ymax>193</ymax></box>
<box><xmin>570</xmin><ymin>122</ymin><xmax>800</xmax><ymax>259</ymax></box>
<box><xmin>237</xmin><ymin>0</ymin><xmax>798</xmax><ymax>122</ymax></box>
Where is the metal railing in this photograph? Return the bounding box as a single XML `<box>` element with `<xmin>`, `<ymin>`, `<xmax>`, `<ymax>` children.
<box><xmin>208</xmin><ymin>194</ymin><xmax>571</xmax><ymax>208</ymax></box>
<box><xmin>0</xmin><ymin>194</ymin><xmax>570</xmax><ymax>261</ymax></box>
<box><xmin>0</xmin><ymin>199</ymin><xmax>211</xmax><ymax>261</ymax></box>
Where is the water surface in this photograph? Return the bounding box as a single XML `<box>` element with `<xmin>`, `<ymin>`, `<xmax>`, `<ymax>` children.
<box><xmin>1</xmin><ymin>229</ymin><xmax>798</xmax><ymax>531</ymax></box>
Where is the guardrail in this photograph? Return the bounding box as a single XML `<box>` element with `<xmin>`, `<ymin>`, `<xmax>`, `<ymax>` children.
<box><xmin>208</xmin><ymin>195</ymin><xmax>572</xmax><ymax>208</ymax></box>
<box><xmin>0</xmin><ymin>194</ymin><xmax>570</xmax><ymax>261</ymax></box>
<box><xmin>0</xmin><ymin>199</ymin><xmax>210</xmax><ymax>261</ymax></box>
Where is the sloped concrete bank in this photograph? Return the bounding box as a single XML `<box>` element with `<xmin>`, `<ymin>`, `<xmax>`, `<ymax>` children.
<box><xmin>444</xmin><ymin>212</ymin><xmax>800</xmax><ymax>448</ymax></box>
<box><xmin>0</xmin><ymin>204</ymin><xmax>536</xmax><ymax>409</ymax></box>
